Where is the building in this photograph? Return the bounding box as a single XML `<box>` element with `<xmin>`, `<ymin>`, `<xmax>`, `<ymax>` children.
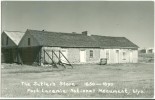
<box><xmin>139</xmin><ymin>48</ymin><xmax>154</xmax><ymax>54</ymax></box>
<box><xmin>146</xmin><ymin>48</ymin><xmax>154</xmax><ymax>54</ymax></box>
<box><xmin>1</xmin><ymin>31</ymin><xmax>25</xmax><ymax>63</ymax></box>
<box><xmin>18</xmin><ymin>29</ymin><xmax>139</xmax><ymax>66</ymax></box>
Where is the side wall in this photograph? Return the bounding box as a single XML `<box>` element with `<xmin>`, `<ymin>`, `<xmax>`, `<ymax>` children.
<box><xmin>21</xmin><ymin>46</ymin><xmax>138</xmax><ymax>65</ymax></box>
<box><xmin>19</xmin><ymin>46</ymin><xmax>138</xmax><ymax>65</ymax></box>
<box><xmin>132</xmin><ymin>50</ymin><xmax>138</xmax><ymax>63</ymax></box>
<box><xmin>67</xmin><ymin>48</ymin><xmax>80</xmax><ymax>64</ymax></box>
<box><xmin>19</xmin><ymin>46</ymin><xmax>41</xmax><ymax>65</ymax></box>
<box><xmin>100</xmin><ymin>49</ymin><xmax>138</xmax><ymax>64</ymax></box>
<box><xmin>1</xmin><ymin>48</ymin><xmax>18</xmax><ymax>63</ymax></box>
<box><xmin>41</xmin><ymin>47</ymin><xmax>61</xmax><ymax>65</ymax></box>
<box><xmin>86</xmin><ymin>49</ymin><xmax>100</xmax><ymax>63</ymax></box>
<box><xmin>67</xmin><ymin>48</ymin><xmax>100</xmax><ymax>64</ymax></box>
<box><xmin>41</xmin><ymin>47</ymin><xmax>100</xmax><ymax>65</ymax></box>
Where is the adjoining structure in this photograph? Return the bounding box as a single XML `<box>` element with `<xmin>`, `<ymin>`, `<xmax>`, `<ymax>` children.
<box><xmin>1</xmin><ymin>31</ymin><xmax>25</xmax><ymax>63</ymax></box>
<box><xmin>146</xmin><ymin>48</ymin><xmax>154</xmax><ymax>53</ymax></box>
<box><xmin>18</xmin><ymin>29</ymin><xmax>139</xmax><ymax>66</ymax></box>
<box><xmin>139</xmin><ymin>48</ymin><xmax>154</xmax><ymax>54</ymax></box>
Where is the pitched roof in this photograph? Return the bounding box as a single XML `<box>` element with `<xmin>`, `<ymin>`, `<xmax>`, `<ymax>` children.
<box><xmin>92</xmin><ymin>35</ymin><xmax>139</xmax><ymax>48</ymax></box>
<box><xmin>27</xmin><ymin>29</ymin><xmax>138</xmax><ymax>48</ymax></box>
<box><xmin>3</xmin><ymin>31</ymin><xmax>25</xmax><ymax>45</ymax></box>
<box><xmin>28</xmin><ymin>30</ymin><xmax>99</xmax><ymax>48</ymax></box>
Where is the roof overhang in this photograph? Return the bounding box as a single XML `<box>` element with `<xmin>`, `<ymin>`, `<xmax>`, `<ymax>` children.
<box><xmin>100</xmin><ymin>46</ymin><xmax>139</xmax><ymax>49</ymax></box>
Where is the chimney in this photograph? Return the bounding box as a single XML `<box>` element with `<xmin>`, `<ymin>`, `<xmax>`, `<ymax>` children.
<box><xmin>82</xmin><ymin>31</ymin><xmax>88</xmax><ymax>35</ymax></box>
<box><xmin>72</xmin><ymin>32</ymin><xmax>77</xmax><ymax>34</ymax></box>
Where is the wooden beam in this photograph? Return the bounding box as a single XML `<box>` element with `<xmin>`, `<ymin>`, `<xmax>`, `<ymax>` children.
<box><xmin>39</xmin><ymin>48</ymin><xmax>41</xmax><ymax>66</ymax></box>
<box><xmin>59</xmin><ymin>50</ymin><xmax>73</xmax><ymax>68</ymax></box>
<box><xmin>52</xmin><ymin>50</ymin><xmax>66</xmax><ymax>68</ymax></box>
<box><xmin>59</xmin><ymin>50</ymin><xmax>60</xmax><ymax>62</ymax></box>
<box><xmin>44</xmin><ymin>50</ymin><xmax>58</xmax><ymax>68</ymax></box>
<box><xmin>52</xmin><ymin>50</ymin><xmax>59</xmax><ymax>59</ymax></box>
<box><xmin>52</xmin><ymin>50</ymin><xmax>53</xmax><ymax>63</ymax></box>
<box><xmin>44</xmin><ymin>48</ymin><xmax>45</xmax><ymax>64</ymax></box>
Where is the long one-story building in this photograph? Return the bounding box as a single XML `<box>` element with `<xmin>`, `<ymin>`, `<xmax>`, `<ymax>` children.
<box><xmin>1</xmin><ymin>31</ymin><xmax>25</xmax><ymax>63</ymax></box>
<box><xmin>17</xmin><ymin>29</ymin><xmax>139</xmax><ymax>66</ymax></box>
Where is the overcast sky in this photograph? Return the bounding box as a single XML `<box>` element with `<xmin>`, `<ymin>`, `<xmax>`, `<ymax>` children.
<box><xmin>2</xmin><ymin>1</ymin><xmax>154</xmax><ymax>48</ymax></box>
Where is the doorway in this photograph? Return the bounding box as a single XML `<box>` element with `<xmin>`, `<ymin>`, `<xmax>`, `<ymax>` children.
<box><xmin>116</xmin><ymin>50</ymin><xmax>119</xmax><ymax>63</ymax></box>
<box><xmin>80</xmin><ymin>50</ymin><xmax>86</xmax><ymax>62</ymax></box>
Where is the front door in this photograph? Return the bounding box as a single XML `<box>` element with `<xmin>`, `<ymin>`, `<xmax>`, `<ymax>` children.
<box><xmin>116</xmin><ymin>50</ymin><xmax>119</xmax><ymax>63</ymax></box>
<box><xmin>80</xmin><ymin>50</ymin><xmax>86</xmax><ymax>62</ymax></box>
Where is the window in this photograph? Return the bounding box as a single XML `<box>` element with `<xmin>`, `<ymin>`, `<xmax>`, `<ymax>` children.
<box><xmin>28</xmin><ymin>38</ymin><xmax>30</xmax><ymax>45</ymax></box>
<box><xmin>116</xmin><ymin>50</ymin><xmax>119</xmax><ymax>53</ymax></box>
<box><xmin>6</xmin><ymin>36</ymin><xmax>8</xmax><ymax>45</ymax></box>
<box><xmin>90</xmin><ymin>50</ymin><xmax>93</xmax><ymax>58</ymax></box>
<box><xmin>106</xmin><ymin>50</ymin><xmax>110</xmax><ymax>60</ymax></box>
<box><xmin>122</xmin><ymin>52</ymin><xmax>126</xmax><ymax>60</ymax></box>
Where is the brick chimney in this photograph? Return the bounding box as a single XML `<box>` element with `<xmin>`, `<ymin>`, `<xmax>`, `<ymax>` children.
<box><xmin>82</xmin><ymin>31</ymin><xmax>88</xmax><ymax>35</ymax></box>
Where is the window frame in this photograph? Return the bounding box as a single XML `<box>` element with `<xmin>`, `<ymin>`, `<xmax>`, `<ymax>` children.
<box><xmin>28</xmin><ymin>38</ymin><xmax>31</xmax><ymax>46</ymax></box>
<box><xmin>89</xmin><ymin>50</ymin><xmax>94</xmax><ymax>58</ymax></box>
<box><xmin>122</xmin><ymin>52</ymin><xmax>126</xmax><ymax>60</ymax></box>
<box><xmin>106</xmin><ymin>49</ymin><xmax>110</xmax><ymax>60</ymax></box>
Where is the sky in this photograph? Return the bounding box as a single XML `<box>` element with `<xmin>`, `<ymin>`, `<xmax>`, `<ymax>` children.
<box><xmin>1</xmin><ymin>1</ymin><xmax>154</xmax><ymax>48</ymax></box>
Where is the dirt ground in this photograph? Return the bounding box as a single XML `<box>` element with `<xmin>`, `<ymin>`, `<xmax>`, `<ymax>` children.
<box><xmin>1</xmin><ymin>63</ymin><xmax>154</xmax><ymax>98</ymax></box>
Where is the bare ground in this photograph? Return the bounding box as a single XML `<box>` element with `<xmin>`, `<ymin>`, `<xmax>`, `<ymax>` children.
<box><xmin>1</xmin><ymin>63</ymin><xmax>154</xmax><ymax>98</ymax></box>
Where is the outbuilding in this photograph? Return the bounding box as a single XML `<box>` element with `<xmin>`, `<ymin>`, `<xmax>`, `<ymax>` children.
<box><xmin>1</xmin><ymin>31</ymin><xmax>25</xmax><ymax>63</ymax></box>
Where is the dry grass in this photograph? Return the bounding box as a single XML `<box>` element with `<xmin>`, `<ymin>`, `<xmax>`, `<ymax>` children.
<box><xmin>138</xmin><ymin>53</ymin><xmax>154</xmax><ymax>63</ymax></box>
<box><xmin>1</xmin><ymin>63</ymin><xmax>154</xmax><ymax>98</ymax></box>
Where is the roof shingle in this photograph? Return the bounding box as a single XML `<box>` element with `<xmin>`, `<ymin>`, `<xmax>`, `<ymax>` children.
<box><xmin>27</xmin><ymin>29</ymin><xmax>138</xmax><ymax>48</ymax></box>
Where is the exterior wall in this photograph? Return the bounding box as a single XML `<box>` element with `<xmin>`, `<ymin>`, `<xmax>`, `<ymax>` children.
<box><xmin>68</xmin><ymin>48</ymin><xmax>100</xmax><ymax>64</ymax></box>
<box><xmin>1</xmin><ymin>48</ymin><xmax>18</xmax><ymax>63</ymax></box>
<box><xmin>19</xmin><ymin>46</ymin><xmax>138</xmax><ymax>65</ymax></box>
<box><xmin>42</xmin><ymin>47</ymin><xmax>81</xmax><ymax>64</ymax></box>
<box><xmin>41</xmin><ymin>47</ymin><xmax>139</xmax><ymax>64</ymax></box>
<box><xmin>109</xmin><ymin>49</ymin><xmax>115</xmax><ymax>63</ymax></box>
<box><xmin>100</xmin><ymin>49</ymin><xmax>138</xmax><ymax>64</ymax></box>
<box><xmin>19</xmin><ymin>46</ymin><xmax>41</xmax><ymax>65</ymax></box>
<box><xmin>132</xmin><ymin>50</ymin><xmax>138</xmax><ymax>63</ymax></box>
<box><xmin>41</xmin><ymin>47</ymin><xmax>100</xmax><ymax>64</ymax></box>
<box><xmin>67</xmin><ymin>48</ymin><xmax>80</xmax><ymax>64</ymax></box>
<box><xmin>41</xmin><ymin>47</ymin><xmax>61</xmax><ymax>65</ymax></box>
<box><xmin>1</xmin><ymin>32</ymin><xmax>17</xmax><ymax>48</ymax></box>
<box><xmin>119</xmin><ymin>49</ymin><xmax>130</xmax><ymax>63</ymax></box>
<box><xmin>100</xmin><ymin>49</ymin><xmax>112</xmax><ymax>63</ymax></box>
<box><xmin>18</xmin><ymin>33</ymin><xmax>39</xmax><ymax>47</ymax></box>
<box><xmin>86</xmin><ymin>49</ymin><xmax>100</xmax><ymax>63</ymax></box>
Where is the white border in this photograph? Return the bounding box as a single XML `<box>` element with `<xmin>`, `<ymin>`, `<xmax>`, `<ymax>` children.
<box><xmin>0</xmin><ymin>0</ymin><xmax>154</xmax><ymax>99</ymax></box>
